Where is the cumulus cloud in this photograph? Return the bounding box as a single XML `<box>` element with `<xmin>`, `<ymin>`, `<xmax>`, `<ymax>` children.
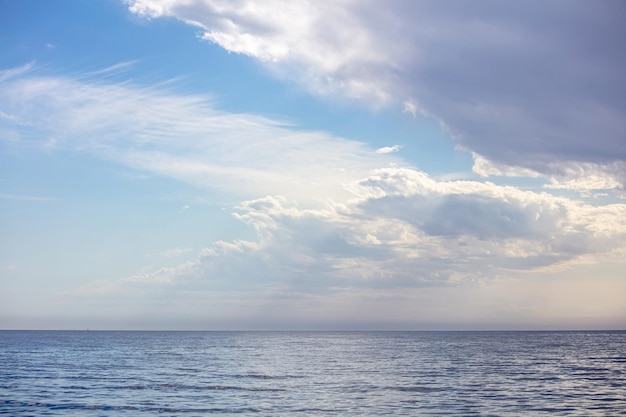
<box><xmin>108</xmin><ymin>168</ymin><xmax>626</xmax><ymax>293</ymax></box>
<box><xmin>126</xmin><ymin>0</ymin><xmax>626</xmax><ymax>191</ymax></box>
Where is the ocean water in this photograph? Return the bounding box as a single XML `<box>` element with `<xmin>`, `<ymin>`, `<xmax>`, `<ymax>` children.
<box><xmin>1</xmin><ymin>331</ymin><xmax>625</xmax><ymax>416</ymax></box>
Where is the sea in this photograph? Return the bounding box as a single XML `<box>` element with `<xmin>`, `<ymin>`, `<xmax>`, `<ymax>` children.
<box><xmin>1</xmin><ymin>331</ymin><xmax>625</xmax><ymax>416</ymax></box>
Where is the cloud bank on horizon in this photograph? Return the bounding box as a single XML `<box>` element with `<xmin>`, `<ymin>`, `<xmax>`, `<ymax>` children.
<box><xmin>1</xmin><ymin>0</ymin><xmax>625</xmax><ymax>329</ymax></box>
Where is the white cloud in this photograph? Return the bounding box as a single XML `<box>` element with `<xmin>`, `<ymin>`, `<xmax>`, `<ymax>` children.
<box><xmin>126</xmin><ymin>0</ymin><xmax>626</xmax><ymax>192</ymax></box>
<box><xmin>99</xmin><ymin>168</ymin><xmax>626</xmax><ymax>294</ymax></box>
<box><xmin>121</xmin><ymin>262</ymin><xmax>197</xmax><ymax>284</ymax></box>
<box><xmin>127</xmin><ymin>0</ymin><xmax>401</xmax><ymax>107</ymax></box>
<box><xmin>472</xmin><ymin>153</ymin><xmax>542</xmax><ymax>178</ymax></box>
<box><xmin>0</xmin><ymin>65</ymin><xmax>399</xmax><ymax>205</ymax></box>
<box><xmin>87</xmin><ymin>60</ymin><xmax>139</xmax><ymax>76</ymax></box>
<box><xmin>375</xmin><ymin>145</ymin><xmax>401</xmax><ymax>154</ymax></box>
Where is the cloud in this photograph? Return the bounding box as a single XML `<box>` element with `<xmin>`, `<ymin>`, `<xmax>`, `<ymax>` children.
<box><xmin>87</xmin><ymin>60</ymin><xmax>139</xmax><ymax>76</ymax></box>
<box><xmin>472</xmin><ymin>153</ymin><xmax>542</xmax><ymax>178</ymax></box>
<box><xmin>101</xmin><ymin>168</ymin><xmax>626</xmax><ymax>295</ymax></box>
<box><xmin>0</xmin><ymin>64</ymin><xmax>399</xmax><ymax>204</ymax></box>
<box><xmin>473</xmin><ymin>153</ymin><xmax>626</xmax><ymax>197</ymax></box>
<box><xmin>543</xmin><ymin>162</ymin><xmax>626</xmax><ymax>197</ymax></box>
<box><xmin>126</xmin><ymin>0</ymin><xmax>626</xmax><ymax>191</ymax></box>
<box><xmin>3</xmin><ymin>62</ymin><xmax>625</xmax><ymax>327</ymax></box>
<box><xmin>375</xmin><ymin>145</ymin><xmax>400</xmax><ymax>154</ymax></box>
<box><xmin>402</xmin><ymin>100</ymin><xmax>418</xmax><ymax>117</ymax></box>
<box><xmin>122</xmin><ymin>262</ymin><xmax>197</xmax><ymax>284</ymax></box>
<box><xmin>0</xmin><ymin>61</ymin><xmax>35</xmax><ymax>82</ymax></box>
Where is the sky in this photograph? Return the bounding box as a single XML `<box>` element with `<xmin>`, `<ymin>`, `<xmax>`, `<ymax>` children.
<box><xmin>1</xmin><ymin>0</ymin><xmax>625</xmax><ymax>330</ymax></box>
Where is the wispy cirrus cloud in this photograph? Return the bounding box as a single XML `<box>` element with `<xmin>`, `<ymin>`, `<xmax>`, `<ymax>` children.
<box><xmin>0</xmin><ymin>64</ymin><xmax>399</xmax><ymax>204</ymax></box>
<box><xmin>0</xmin><ymin>61</ymin><xmax>35</xmax><ymax>82</ymax></box>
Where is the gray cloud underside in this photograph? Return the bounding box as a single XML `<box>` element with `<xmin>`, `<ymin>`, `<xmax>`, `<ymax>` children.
<box><xmin>128</xmin><ymin>0</ymin><xmax>626</xmax><ymax>189</ymax></box>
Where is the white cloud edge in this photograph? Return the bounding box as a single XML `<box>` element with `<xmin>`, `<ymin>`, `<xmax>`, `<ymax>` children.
<box><xmin>472</xmin><ymin>153</ymin><xmax>625</xmax><ymax>197</ymax></box>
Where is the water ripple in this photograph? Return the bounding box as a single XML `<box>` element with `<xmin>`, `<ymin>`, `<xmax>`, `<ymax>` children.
<box><xmin>1</xmin><ymin>331</ymin><xmax>625</xmax><ymax>416</ymax></box>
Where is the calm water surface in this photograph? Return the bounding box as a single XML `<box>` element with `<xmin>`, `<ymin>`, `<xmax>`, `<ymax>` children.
<box><xmin>1</xmin><ymin>331</ymin><xmax>625</xmax><ymax>416</ymax></box>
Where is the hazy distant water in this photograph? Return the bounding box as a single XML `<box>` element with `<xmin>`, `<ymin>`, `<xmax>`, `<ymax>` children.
<box><xmin>1</xmin><ymin>331</ymin><xmax>625</xmax><ymax>416</ymax></box>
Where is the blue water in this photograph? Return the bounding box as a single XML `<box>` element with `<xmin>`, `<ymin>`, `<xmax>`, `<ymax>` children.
<box><xmin>1</xmin><ymin>331</ymin><xmax>625</xmax><ymax>416</ymax></box>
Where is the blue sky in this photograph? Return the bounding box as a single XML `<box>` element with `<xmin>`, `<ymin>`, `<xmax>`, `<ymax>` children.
<box><xmin>1</xmin><ymin>0</ymin><xmax>625</xmax><ymax>330</ymax></box>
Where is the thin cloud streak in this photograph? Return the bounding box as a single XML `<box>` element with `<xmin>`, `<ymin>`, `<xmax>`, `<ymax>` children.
<box><xmin>0</xmin><ymin>193</ymin><xmax>55</xmax><ymax>201</ymax></box>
